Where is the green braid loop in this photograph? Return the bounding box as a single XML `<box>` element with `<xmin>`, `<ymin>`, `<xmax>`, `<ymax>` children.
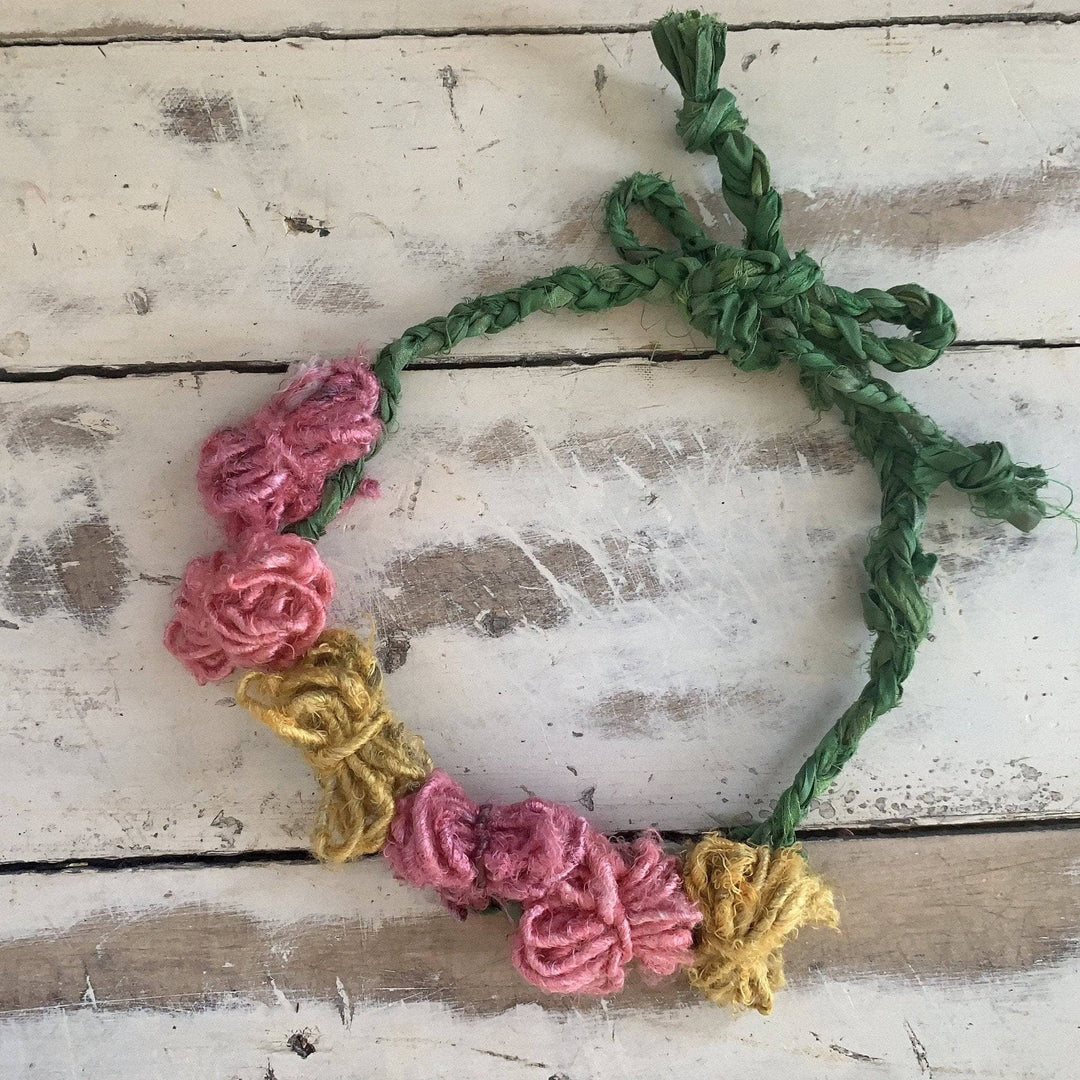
<box><xmin>285</xmin><ymin>10</ymin><xmax>1062</xmax><ymax>849</ymax></box>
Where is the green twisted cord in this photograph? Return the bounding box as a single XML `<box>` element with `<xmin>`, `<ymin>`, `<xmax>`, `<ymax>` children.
<box><xmin>285</xmin><ymin>10</ymin><xmax>1061</xmax><ymax>848</ymax></box>
<box><xmin>653</xmin><ymin>9</ymin><xmax>788</xmax><ymax>259</ymax></box>
<box><xmin>285</xmin><ymin>259</ymin><xmax>684</xmax><ymax>541</ymax></box>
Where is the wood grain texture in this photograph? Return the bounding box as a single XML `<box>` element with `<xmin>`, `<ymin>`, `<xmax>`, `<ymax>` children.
<box><xmin>1</xmin><ymin>349</ymin><xmax>1077</xmax><ymax>860</ymax></box>
<box><xmin>1</xmin><ymin>827</ymin><xmax>1078</xmax><ymax>1076</ymax></box>
<box><xmin>2</xmin><ymin>23</ymin><xmax>1080</xmax><ymax>372</ymax></box>
<box><xmin>2</xmin><ymin>1</ymin><xmax>1077</xmax><ymax>42</ymax></box>
<box><xmin>2</xmin><ymin>10</ymin><xmax>1078</xmax><ymax>1074</ymax></box>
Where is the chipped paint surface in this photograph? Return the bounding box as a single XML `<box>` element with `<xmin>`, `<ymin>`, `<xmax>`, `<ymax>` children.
<box><xmin>4</xmin><ymin>981</ymin><xmax>1076</xmax><ymax>1079</ymax></box>
<box><xmin>1</xmin><ymin>829</ymin><xmax>1079</xmax><ymax>1074</ymax></box>
<box><xmin>0</xmin><ymin>402</ymin><xmax>129</xmax><ymax>629</ymax></box>
<box><xmin>3</xmin><ymin>24</ymin><xmax>1080</xmax><ymax>373</ymax></box>
<box><xmin>1</xmin><ymin>10</ymin><xmax>1079</xmax><ymax>1072</ymax></box>
<box><xmin>3</xmin><ymin>520</ymin><xmax>128</xmax><ymax>629</ymax></box>
<box><xmin>159</xmin><ymin>88</ymin><xmax>252</xmax><ymax>144</ymax></box>
<box><xmin>0</xmin><ymin>1</ymin><xmax>1075</xmax><ymax>40</ymax></box>
<box><xmin>1</xmin><ymin>351</ymin><xmax>1078</xmax><ymax>860</ymax></box>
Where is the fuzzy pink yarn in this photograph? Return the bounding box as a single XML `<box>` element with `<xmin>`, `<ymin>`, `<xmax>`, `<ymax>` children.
<box><xmin>382</xmin><ymin>770</ymin><xmax>489</xmax><ymax>916</ymax></box>
<box><xmin>164</xmin><ymin>531</ymin><xmax>333</xmax><ymax>684</ymax></box>
<box><xmin>484</xmin><ymin>796</ymin><xmax>591</xmax><ymax>903</ymax></box>
<box><xmin>197</xmin><ymin>354</ymin><xmax>383</xmax><ymax>539</ymax></box>
<box><xmin>383</xmin><ymin>770</ymin><xmax>593</xmax><ymax>914</ymax></box>
<box><xmin>383</xmin><ymin>770</ymin><xmax>699</xmax><ymax>994</ymax></box>
<box><xmin>513</xmin><ymin>832</ymin><xmax>698</xmax><ymax>995</ymax></box>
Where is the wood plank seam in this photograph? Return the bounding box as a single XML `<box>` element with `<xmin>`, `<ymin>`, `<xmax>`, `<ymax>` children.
<box><xmin>2</xmin><ymin>829</ymin><xmax>1077</xmax><ymax>1022</ymax></box>
<box><xmin>5</xmin><ymin>12</ymin><xmax>1080</xmax><ymax>49</ymax></box>
<box><xmin>3</xmin><ymin>815</ymin><xmax>1078</xmax><ymax>878</ymax></box>
<box><xmin>4</xmin><ymin>341</ymin><xmax>1079</xmax><ymax>385</ymax></box>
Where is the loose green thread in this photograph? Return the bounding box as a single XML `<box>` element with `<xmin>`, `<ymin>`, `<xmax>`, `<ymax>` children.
<box><xmin>287</xmin><ymin>10</ymin><xmax>1062</xmax><ymax>850</ymax></box>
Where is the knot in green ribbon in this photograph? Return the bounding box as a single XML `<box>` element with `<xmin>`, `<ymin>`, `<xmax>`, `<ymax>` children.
<box><xmin>915</xmin><ymin>440</ymin><xmax>1051</xmax><ymax>532</ymax></box>
<box><xmin>602</xmin><ymin>167</ymin><xmax>956</xmax><ymax>380</ymax></box>
<box><xmin>675</xmin><ymin>86</ymin><xmax>746</xmax><ymax>153</ymax></box>
<box><xmin>678</xmin><ymin>248</ymin><xmax>822</xmax><ymax>371</ymax></box>
<box><xmin>653</xmin><ymin>6</ymin><xmax>746</xmax><ymax>154</ymax></box>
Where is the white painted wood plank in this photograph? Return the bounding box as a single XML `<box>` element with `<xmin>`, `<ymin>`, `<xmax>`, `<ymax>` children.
<box><xmin>1</xmin><ymin>829</ymin><xmax>1078</xmax><ymax>1077</ymax></box>
<box><xmin>1</xmin><ymin>2</ymin><xmax>1075</xmax><ymax>42</ymax></box>
<box><xmin>8</xmin><ymin>977</ymin><xmax>1078</xmax><ymax>1079</ymax></box>
<box><xmin>5</xmin><ymin>989</ymin><xmax>1076</xmax><ymax>1080</ymax></box>
<box><xmin>2</xmin><ymin>23</ymin><xmax>1079</xmax><ymax>373</ymax></box>
<box><xmin>1</xmin><ymin>348</ymin><xmax>1077</xmax><ymax>860</ymax></box>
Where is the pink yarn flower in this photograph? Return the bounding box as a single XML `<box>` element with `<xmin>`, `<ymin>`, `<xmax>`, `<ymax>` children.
<box><xmin>615</xmin><ymin>835</ymin><xmax>701</xmax><ymax>978</ymax></box>
<box><xmin>382</xmin><ymin>770</ymin><xmax>489</xmax><ymax>916</ymax></box>
<box><xmin>512</xmin><ymin>832</ymin><xmax>698</xmax><ymax>995</ymax></box>
<box><xmin>164</xmin><ymin>531</ymin><xmax>333</xmax><ymax>684</ymax></box>
<box><xmin>382</xmin><ymin>770</ymin><xmax>700</xmax><ymax>994</ymax></box>
<box><xmin>484</xmin><ymin>797</ymin><xmax>591</xmax><ymax>903</ymax></box>
<box><xmin>197</xmin><ymin>354</ymin><xmax>383</xmax><ymax>539</ymax></box>
<box><xmin>384</xmin><ymin>771</ymin><xmax>594</xmax><ymax>915</ymax></box>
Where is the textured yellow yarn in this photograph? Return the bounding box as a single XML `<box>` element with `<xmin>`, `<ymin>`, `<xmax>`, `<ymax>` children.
<box><xmin>682</xmin><ymin>835</ymin><xmax>839</xmax><ymax>1014</ymax></box>
<box><xmin>236</xmin><ymin>628</ymin><xmax>433</xmax><ymax>862</ymax></box>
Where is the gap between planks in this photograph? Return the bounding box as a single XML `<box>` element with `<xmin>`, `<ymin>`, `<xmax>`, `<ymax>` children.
<box><xmin>4</xmin><ymin>340</ymin><xmax>1079</xmax><ymax>384</ymax></box>
<box><xmin>2</xmin><ymin>825</ymin><xmax>1077</xmax><ymax>1025</ymax></box>
<box><xmin>4</xmin><ymin>11</ymin><xmax>1080</xmax><ymax>49</ymax></box>
<box><xmin>2</xmin><ymin>814</ymin><xmax>1078</xmax><ymax>879</ymax></box>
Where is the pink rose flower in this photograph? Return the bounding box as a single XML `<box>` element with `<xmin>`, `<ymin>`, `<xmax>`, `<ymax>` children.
<box><xmin>383</xmin><ymin>770</ymin><xmax>699</xmax><ymax>995</ymax></box>
<box><xmin>512</xmin><ymin>831</ymin><xmax>698</xmax><ymax>995</ymax></box>
<box><xmin>164</xmin><ymin>531</ymin><xmax>333</xmax><ymax>683</ymax></box>
<box><xmin>197</xmin><ymin>354</ymin><xmax>384</xmax><ymax>540</ymax></box>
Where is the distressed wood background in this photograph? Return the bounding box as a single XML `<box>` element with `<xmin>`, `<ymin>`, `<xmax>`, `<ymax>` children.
<box><xmin>1</xmin><ymin>3</ymin><xmax>1078</xmax><ymax>1077</ymax></box>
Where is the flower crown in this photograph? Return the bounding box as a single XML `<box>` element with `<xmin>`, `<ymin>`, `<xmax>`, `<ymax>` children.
<box><xmin>164</xmin><ymin>10</ymin><xmax>1063</xmax><ymax>1013</ymax></box>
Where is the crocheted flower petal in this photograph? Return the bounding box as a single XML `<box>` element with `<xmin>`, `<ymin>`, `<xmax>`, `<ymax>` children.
<box><xmin>163</xmin><ymin>615</ymin><xmax>233</xmax><ymax>684</ymax></box>
<box><xmin>513</xmin><ymin>899</ymin><xmax>629</xmax><ymax>995</ymax></box>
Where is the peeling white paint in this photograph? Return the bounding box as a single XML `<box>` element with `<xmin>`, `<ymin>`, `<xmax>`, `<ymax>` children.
<box><xmin>2</xmin><ymin>352</ymin><xmax>1079</xmax><ymax>858</ymax></box>
<box><xmin>1</xmin><ymin>25</ymin><xmax>1080</xmax><ymax>373</ymax></box>
<box><xmin>3</xmin><ymin>964</ymin><xmax>1079</xmax><ymax>1079</ymax></box>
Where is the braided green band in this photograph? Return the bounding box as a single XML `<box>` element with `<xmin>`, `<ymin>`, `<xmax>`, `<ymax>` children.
<box><xmin>285</xmin><ymin>11</ymin><xmax>1060</xmax><ymax>849</ymax></box>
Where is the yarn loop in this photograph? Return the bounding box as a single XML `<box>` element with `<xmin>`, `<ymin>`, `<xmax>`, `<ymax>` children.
<box><xmin>514</xmin><ymin>831</ymin><xmax>700</xmax><ymax>995</ymax></box>
<box><xmin>236</xmin><ymin>629</ymin><xmax>433</xmax><ymax>861</ymax></box>
<box><xmin>382</xmin><ymin>769</ymin><xmax>491</xmax><ymax>915</ymax></box>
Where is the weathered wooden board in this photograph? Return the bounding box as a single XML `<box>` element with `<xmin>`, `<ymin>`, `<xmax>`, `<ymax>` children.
<box><xmin>2</xmin><ymin>2</ymin><xmax>1076</xmax><ymax>43</ymax></box>
<box><xmin>1</xmin><ymin>348</ymin><xmax>1077</xmax><ymax>861</ymax></box>
<box><xmin>3</xmin><ymin>9</ymin><xmax>1077</xmax><ymax>1076</ymax></box>
<box><xmin>1</xmin><ymin>827</ymin><xmax>1078</xmax><ymax>1076</ymax></box>
<box><xmin>2</xmin><ymin>23</ymin><xmax>1080</xmax><ymax>373</ymax></box>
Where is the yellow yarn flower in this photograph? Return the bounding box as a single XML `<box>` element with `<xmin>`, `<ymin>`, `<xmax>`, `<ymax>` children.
<box><xmin>682</xmin><ymin>835</ymin><xmax>838</xmax><ymax>1013</ymax></box>
<box><xmin>236</xmin><ymin>628</ymin><xmax>432</xmax><ymax>862</ymax></box>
